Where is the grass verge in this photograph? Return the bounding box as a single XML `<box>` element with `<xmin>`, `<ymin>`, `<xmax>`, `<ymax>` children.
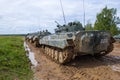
<box><xmin>0</xmin><ymin>36</ymin><xmax>33</xmax><ymax>80</ymax></box>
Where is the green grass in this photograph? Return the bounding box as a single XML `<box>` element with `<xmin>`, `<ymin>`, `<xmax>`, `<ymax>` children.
<box><xmin>0</xmin><ymin>36</ymin><xmax>33</xmax><ymax>80</ymax></box>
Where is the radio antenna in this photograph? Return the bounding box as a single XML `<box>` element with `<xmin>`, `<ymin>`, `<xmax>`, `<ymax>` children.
<box><xmin>59</xmin><ymin>0</ymin><xmax>66</xmax><ymax>24</ymax></box>
<box><xmin>106</xmin><ymin>0</ymin><xmax>108</xmax><ymax>6</ymax></box>
<box><xmin>83</xmin><ymin>0</ymin><xmax>85</xmax><ymax>27</ymax></box>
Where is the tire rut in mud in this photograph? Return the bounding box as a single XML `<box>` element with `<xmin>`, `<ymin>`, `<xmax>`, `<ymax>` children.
<box><xmin>26</xmin><ymin>41</ymin><xmax>120</xmax><ymax>80</ymax></box>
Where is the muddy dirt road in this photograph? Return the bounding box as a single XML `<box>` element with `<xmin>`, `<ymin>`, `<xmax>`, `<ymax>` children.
<box><xmin>27</xmin><ymin>42</ymin><xmax>120</xmax><ymax>80</ymax></box>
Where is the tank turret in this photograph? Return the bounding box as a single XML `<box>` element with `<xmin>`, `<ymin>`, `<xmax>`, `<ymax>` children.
<box><xmin>55</xmin><ymin>21</ymin><xmax>84</xmax><ymax>33</ymax></box>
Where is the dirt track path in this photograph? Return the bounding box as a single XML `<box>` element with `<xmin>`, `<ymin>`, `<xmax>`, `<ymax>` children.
<box><xmin>27</xmin><ymin>42</ymin><xmax>120</xmax><ymax>80</ymax></box>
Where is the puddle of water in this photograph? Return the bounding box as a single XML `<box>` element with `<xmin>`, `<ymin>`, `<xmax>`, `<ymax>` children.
<box><xmin>24</xmin><ymin>42</ymin><xmax>30</xmax><ymax>51</ymax></box>
<box><xmin>28</xmin><ymin>51</ymin><xmax>38</xmax><ymax>67</ymax></box>
<box><xmin>24</xmin><ymin>42</ymin><xmax>38</xmax><ymax>67</ymax></box>
<box><xmin>111</xmin><ymin>65</ymin><xmax>120</xmax><ymax>72</ymax></box>
<box><xmin>112</xmin><ymin>56</ymin><xmax>120</xmax><ymax>60</ymax></box>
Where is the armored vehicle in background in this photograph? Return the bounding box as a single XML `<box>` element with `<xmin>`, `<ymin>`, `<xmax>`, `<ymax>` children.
<box><xmin>25</xmin><ymin>30</ymin><xmax>51</xmax><ymax>46</ymax></box>
<box><xmin>38</xmin><ymin>21</ymin><xmax>114</xmax><ymax>64</ymax></box>
<box><xmin>25</xmin><ymin>32</ymin><xmax>38</xmax><ymax>43</ymax></box>
<box><xmin>113</xmin><ymin>34</ymin><xmax>120</xmax><ymax>42</ymax></box>
<box><xmin>32</xmin><ymin>30</ymin><xmax>51</xmax><ymax>47</ymax></box>
<box><xmin>25</xmin><ymin>33</ymin><xmax>34</xmax><ymax>42</ymax></box>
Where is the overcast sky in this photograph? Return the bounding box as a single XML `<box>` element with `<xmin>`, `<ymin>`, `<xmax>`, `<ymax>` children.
<box><xmin>0</xmin><ymin>0</ymin><xmax>120</xmax><ymax>34</ymax></box>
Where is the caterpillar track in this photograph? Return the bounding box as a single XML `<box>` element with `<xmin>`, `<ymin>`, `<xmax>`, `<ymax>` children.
<box><xmin>41</xmin><ymin>46</ymin><xmax>74</xmax><ymax>64</ymax></box>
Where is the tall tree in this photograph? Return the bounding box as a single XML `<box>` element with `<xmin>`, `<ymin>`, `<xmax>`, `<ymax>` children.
<box><xmin>94</xmin><ymin>6</ymin><xmax>120</xmax><ymax>35</ymax></box>
<box><xmin>118</xmin><ymin>27</ymin><xmax>120</xmax><ymax>34</ymax></box>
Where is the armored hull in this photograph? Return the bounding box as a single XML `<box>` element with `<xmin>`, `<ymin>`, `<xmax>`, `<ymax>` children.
<box><xmin>39</xmin><ymin>31</ymin><xmax>113</xmax><ymax>64</ymax></box>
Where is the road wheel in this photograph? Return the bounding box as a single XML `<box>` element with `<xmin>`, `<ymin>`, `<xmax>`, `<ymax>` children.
<box><xmin>51</xmin><ymin>49</ymin><xmax>54</xmax><ymax>58</ymax></box>
<box><xmin>54</xmin><ymin>50</ymin><xmax>58</xmax><ymax>60</ymax></box>
<box><xmin>59</xmin><ymin>52</ymin><xmax>64</xmax><ymax>64</ymax></box>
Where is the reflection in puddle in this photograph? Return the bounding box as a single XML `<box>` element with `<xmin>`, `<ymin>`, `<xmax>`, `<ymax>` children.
<box><xmin>111</xmin><ymin>65</ymin><xmax>120</xmax><ymax>72</ymax></box>
<box><xmin>24</xmin><ymin>42</ymin><xmax>38</xmax><ymax>67</ymax></box>
<box><xmin>112</xmin><ymin>56</ymin><xmax>120</xmax><ymax>60</ymax></box>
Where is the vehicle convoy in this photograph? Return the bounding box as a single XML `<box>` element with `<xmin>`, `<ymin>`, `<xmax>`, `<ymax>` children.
<box><xmin>25</xmin><ymin>32</ymin><xmax>39</xmax><ymax>43</ymax></box>
<box><xmin>26</xmin><ymin>30</ymin><xmax>51</xmax><ymax>46</ymax></box>
<box><xmin>26</xmin><ymin>21</ymin><xmax>114</xmax><ymax>64</ymax></box>
<box><xmin>25</xmin><ymin>33</ymin><xmax>33</xmax><ymax>42</ymax></box>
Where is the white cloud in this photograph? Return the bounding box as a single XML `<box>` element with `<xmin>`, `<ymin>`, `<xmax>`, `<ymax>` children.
<box><xmin>0</xmin><ymin>0</ymin><xmax>120</xmax><ymax>34</ymax></box>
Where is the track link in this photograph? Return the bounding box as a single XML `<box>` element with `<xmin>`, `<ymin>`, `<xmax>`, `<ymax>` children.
<box><xmin>42</xmin><ymin>46</ymin><xmax>74</xmax><ymax>64</ymax></box>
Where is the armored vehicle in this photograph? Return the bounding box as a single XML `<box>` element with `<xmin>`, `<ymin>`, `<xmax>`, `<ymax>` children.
<box><xmin>32</xmin><ymin>30</ymin><xmax>51</xmax><ymax>47</ymax></box>
<box><xmin>113</xmin><ymin>34</ymin><xmax>120</xmax><ymax>42</ymax></box>
<box><xmin>25</xmin><ymin>33</ymin><xmax>34</xmax><ymax>42</ymax></box>
<box><xmin>25</xmin><ymin>32</ymin><xmax>37</xmax><ymax>43</ymax></box>
<box><xmin>25</xmin><ymin>30</ymin><xmax>51</xmax><ymax>46</ymax></box>
<box><xmin>38</xmin><ymin>21</ymin><xmax>114</xmax><ymax>64</ymax></box>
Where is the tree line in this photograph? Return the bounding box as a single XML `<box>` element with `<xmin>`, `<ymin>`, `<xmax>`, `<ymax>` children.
<box><xmin>85</xmin><ymin>6</ymin><xmax>120</xmax><ymax>36</ymax></box>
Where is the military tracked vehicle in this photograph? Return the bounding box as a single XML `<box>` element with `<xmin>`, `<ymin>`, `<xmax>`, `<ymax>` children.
<box><xmin>32</xmin><ymin>30</ymin><xmax>51</xmax><ymax>47</ymax></box>
<box><xmin>25</xmin><ymin>32</ymin><xmax>38</xmax><ymax>43</ymax></box>
<box><xmin>25</xmin><ymin>33</ymin><xmax>34</xmax><ymax>42</ymax></box>
<box><xmin>25</xmin><ymin>30</ymin><xmax>51</xmax><ymax>46</ymax></box>
<box><xmin>38</xmin><ymin>21</ymin><xmax>114</xmax><ymax>64</ymax></box>
<box><xmin>113</xmin><ymin>34</ymin><xmax>120</xmax><ymax>43</ymax></box>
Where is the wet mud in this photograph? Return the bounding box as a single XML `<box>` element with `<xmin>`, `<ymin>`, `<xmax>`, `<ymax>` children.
<box><xmin>26</xmin><ymin>42</ymin><xmax>120</xmax><ymax>80</ymax></box>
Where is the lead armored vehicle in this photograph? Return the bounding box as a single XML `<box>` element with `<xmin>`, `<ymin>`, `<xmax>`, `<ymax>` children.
<box><xmin>38</xmin><ymin>21</ymin><xmax>114</xmax><ymax>64</ymax></box>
